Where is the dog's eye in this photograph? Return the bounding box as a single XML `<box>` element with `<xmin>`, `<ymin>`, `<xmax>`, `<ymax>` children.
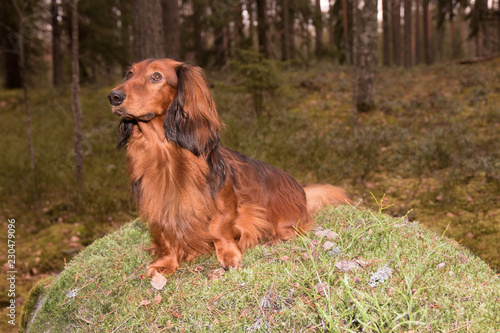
<box><xmin>126</xmin><ymin>71</ymin><xmax>133</xmax><ymax>80</ymax></box>
<box><xmin>151</xmin><ymin>72</ymin><xmax>163</xmax><ymax>82</ymax></box>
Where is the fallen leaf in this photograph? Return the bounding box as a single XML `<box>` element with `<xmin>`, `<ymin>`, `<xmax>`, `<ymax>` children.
<box><xmin>314</xmin><ymin>282</ymin><xmax>329</xmax><ymax>296</ymax></box>
<box><xmin>70</xmin><ymin>236</ymin><xmax>80</xmax><ymax>243</ymax></box>
<box><xmin>154</xmin><ymin>294</ymin><xmax>162</xmax><ymax>304</ymax></box>
<box><xmin>279</xmin><ymin>255</ymin><xmax>290</xmax><ymax>261</ymax></box>
<box><xmin>458</xmin><ymin>253</ymin><xmax>467</xmax><ymax>264</ymax></box>
<box><xmin>208</xmin><ymin>268</ymin><xmax>225</xmax><ymax>280</ymax></box>
<box><xmin>325</xmin><ymin>231</ymin><xmax>338</xmax><ymax>239</ymax></box>
<box><xmin>314</xmin><ymin>229</ymin><xmax>329</xmax><ymax>238</ymax></box>
<box><xmin>322</xmin><ymin>241</ymin><xmax>335</xmax><ymax>251</ymax></box>
<box><xmin>335</xmin><ymin>260</ymin><xmax>360</xmax><ymax>272</ymax></box>
<box><xmin>466</xmin><ymin>232</ymin><xmax>475</xmax><ymax>239</ymax></box>
<box><xmin>353</xmin><ymin>276</ymin><xmax>362</xmax><ymax>284</ymax></box>
<box><xmin>356</xmin><ymin>259</ymin><xmax>369</xmax><ymax>268</ymax></box>
<box><xmin>436</xmin><ymin>262</ymin><xmax>446</xmax><ymax>270</ymax></box>
<box><xmin>194</xmin><ymin>265</ymin><xmax>205</xmax><ymax>272</ymax></box>
<box><xmin>151</xmin><ymin>272</ymin><xmax>167</xmax><ymax>290</ymax></box>
<box><xmin>138</xmin><ymin>299</ymin><xmax>151</xmax><ymax>309</ymax></box>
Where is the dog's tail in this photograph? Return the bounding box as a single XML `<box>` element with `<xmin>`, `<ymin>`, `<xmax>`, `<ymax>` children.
<box><xmin>303</xmin><ymin>184</ymin><xmax>352</xmax><ymax>215</ymax></box>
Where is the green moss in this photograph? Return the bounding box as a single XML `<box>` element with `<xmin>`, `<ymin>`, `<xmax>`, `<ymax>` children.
<box><xmin>19</xmin><ymin>276</ymin><xmax>54</xmax><ymax>333</ymax></box>
<box><xmin>24</xmin><ymin>207</ymin><xmax>500</xmax><ymax>332</ymax></box>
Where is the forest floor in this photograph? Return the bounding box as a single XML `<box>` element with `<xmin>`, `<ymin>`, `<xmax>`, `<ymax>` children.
<box><xmin>1</xmin><ymin>59</ymin><xmax>499</xmax><ymax>331</ymax></box>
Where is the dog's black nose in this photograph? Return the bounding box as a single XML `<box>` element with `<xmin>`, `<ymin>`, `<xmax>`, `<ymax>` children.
<box><xmin>108</xmin><ymin>90</ymin><xmax>126</xmax><ymax>106</ymax></box>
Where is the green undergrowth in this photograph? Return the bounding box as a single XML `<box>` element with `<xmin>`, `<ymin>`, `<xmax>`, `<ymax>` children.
<box><xmin>22</xmin><ymin>205</ymin><xmax>500</xmax><ymax>332</ymax></box>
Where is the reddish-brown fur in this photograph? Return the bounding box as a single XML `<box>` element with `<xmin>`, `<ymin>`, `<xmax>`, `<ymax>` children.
<box><xmin>108</xmin><ymin>59</ymin><xmax>351</xmax><ymax>276</ymax></box>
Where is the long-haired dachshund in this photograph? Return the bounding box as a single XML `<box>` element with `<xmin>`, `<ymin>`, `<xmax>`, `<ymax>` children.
<box><xmin>108</xmin><ymin>58</ymin><xmax>351</xmax><ymax>277</ymax></box>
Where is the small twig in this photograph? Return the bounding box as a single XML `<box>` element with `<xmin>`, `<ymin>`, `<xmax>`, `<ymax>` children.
<box><xmin>75</xmin><ymin>314</ymin><xmax>95</xmax><ymax>326</ymax></box>
<box><xmin>111</xmin><ymin>315</ymin><xmax>132</xmax><ymax>333</ymax></box>
<box><xmin>447</xmin><ymin>321</ymin><xmax>473</xmax><ymax>333</ymax></box>
<box><xmin>105</xmin><ymin>273</ymin><xmax>134</xmax><ymax>296</ymax></box>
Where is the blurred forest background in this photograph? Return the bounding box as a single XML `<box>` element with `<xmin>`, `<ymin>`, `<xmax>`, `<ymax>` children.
<box><xmin>1</xmin><ymin>0</ymin><xmax>499</xmax><ymax>330</ymax></box>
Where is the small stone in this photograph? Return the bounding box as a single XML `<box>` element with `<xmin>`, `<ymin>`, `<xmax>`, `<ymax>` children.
<box><xmin>436</xmin><ymin>262</ymin><xmax>446</xmax><ymax>270</ymax></box>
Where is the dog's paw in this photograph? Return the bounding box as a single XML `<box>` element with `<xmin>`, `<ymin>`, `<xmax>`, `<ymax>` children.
<box><xmin>146</xmin><ymin>256</ymin><xmax>179</xmax><ymax>277</ymax></box>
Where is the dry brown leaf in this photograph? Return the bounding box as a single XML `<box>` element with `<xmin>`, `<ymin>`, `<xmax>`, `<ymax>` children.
<box><xmin>208</xmin><ymin>267</ymin><xmax>225</xmax><ymax>280</ymax></box>
<box><xmin>315</xmin><ymin>230</ymin><xmax>329</xmax><ymax>238</ymax></box>
<box><xmin>151</xmin><ymin>272</ymin><xmax>167</xmax><ymax>291</ymax></box>
<box><xmin>325</xmin><ymin>231</ymin><xmax>338</xmax><ymax>239</ymax></box>
<box><xmin>356</xmin><ymin>259</ymin><xmax>369</xmax><ymax>268</ymax></box>
<box><xmin>335</xmin><ymin>260</ymin><xmax>360</xmax><ymax>272</ymax></box>
<box><xmin>458</xmin><ymin>253</ymin><xmax>467</xmax><ymax>263</ymax></box>
<box><xmin>279</xmin><ymin>255</ymin><xmax>290</xmax><ymax>261</ymax></box>
<box><xmin>70</xmin><ymin>236</ymin><xmax>80</xmax><ymax>243</ymax></box>
<box><xmin>154</xmin><ymin>294</ymin><xmax>162</xmax><ymax>304</ymax></box>
<box><xmin>138</xmin><ymin>299</ymin><xmax>151</xmax><ymax>309</ymax></box>
<box><xmin>322</xmin><ymin>241</ymin><xmax>335</xmax><ymax>251</ymax></box>
<box><xmin>314</xmin><ymin>282</ymin><xmax>329</xmax><ymax>296</ymax></box>
<box><xmin>194</xmin><ymin>265</ymin><xmax>205</xmax><ymax>272</ymax></box>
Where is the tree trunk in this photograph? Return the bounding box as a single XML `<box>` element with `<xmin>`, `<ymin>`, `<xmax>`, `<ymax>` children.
<box><xmin>247</xmin><ymin>0</ymin><xmax>256</xmax><ymax>50</ymax></box>
<box><xmin>355</xmin><ymin>0</ymin><xmax>378</xmax><ymax>113</ymax></box>
<box><xmin>132</xmin><ymin>0</ymin><xmax>165</xmax><ymax>61</ymax></box>
<box><xmin>118</xmin><ymin>0</ymin><xmax>132</xmax><ymax>71</ymax></box>
<box><xmin>423</xmin><ymin>0</ymin><xmax>433</xmax><ymax>64</ymax></box>
<box><xmin>281</xmin><ymin>0</ymin><xmax>290</xmax><ymax>60</ymax></box>
<box><xmin>193</xmin><ymin>0</ymin><xmax>207</xmax><ymax>65</ymax></box>
<box><xmin>1</xmin><ymin>1</ymin><xmax>22</xmax><ymax>89</ymax></box>
<box><xmin>256</xmin><ymin>0</ymin><xmax>269</xmax><ymax>56</ymax></box>
<box><xmin>214</xmin><ymin>24</ymin><xmax>229</xmax><ymax>67</ymax></box>
<box><xmin>392</xmin><ymin>0</ymin><xmax>401</xmax><ymax>66</ymax></box>
<box><xmin>12</xmin><ymin>0</ymin><xmax>39</xmax><ymax>209</ymax></box>
<box><xmin>415</xmin><ymin>0</ymin><xmax>421</xmax><ymax>64</ymax></box>
<box><xmin>162</xmin><ymin>0</ymin><xmax>180</xmax><ymax>60</ymax></box>
<box><xmin>437</xmin><ymin>2</ymin><xmax>445</xmax><ymax>62</ymax></box>
<box><xmin>314</xmin><ymin>0</ymin><xmax>323</xmax><ymax>57</ymax></box>
<box><xmin>458</xmin><ymin>5</ymin><xmax>467</xmax><ymax>58</ymax></box>
<box><xmin>51</xmin><ymin>0</ymin><xmax>64</xmax><ymax>86</ymax></box>
<box><xmin>479</xmin><ymin>0</ymin><xmax>490</xmax><ymax>56</ymax></box>
<box><xmin>71</xmin><ymin>0</ymin><xmax>84</xmax><ymax>189</ymax></box>
<box><xmin>404</xmin><ymin>0</ymin><xmax>412</xmax><ymax>67</ymax></box>
<box><xmin>382</xmin><ymin>0</ymin><xmax>390</xmax><ymax>66</ymax></box>
<box><xmin>328</xmin><ymin>0</ymin><xmax>336</xmax><ymax>54</ymax></box>
<box><xmin>233</xmin><ymin>1</ymin><xmax>244</xmax><ymax>50</ymax></box>
<box><xmin>341</xmin><ymin>0</ymin><xmax>350</xmax><ymax>62</ymax></box>
<box><xmin>450</xmin><ymin>10</ymin><xmax>456</xmax><ymax>59</ymax></box>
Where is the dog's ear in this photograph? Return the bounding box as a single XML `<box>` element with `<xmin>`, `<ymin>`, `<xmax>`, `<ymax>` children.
<box><xmin>117</xmin><ymin>119</ymin><xmax>136</xmax><ymax>149</ymax></box>
<box><xmin>164</xmin><ymin>65</ymin><xmax>226</xmax><ymax>195</ymax></box>
<box><xmin>164</xmin><ymin>65</ymin><xmax>222</xmax><ymax>157</ymax></box>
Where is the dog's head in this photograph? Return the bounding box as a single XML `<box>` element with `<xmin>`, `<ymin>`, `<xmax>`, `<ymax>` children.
<box><xmin>109</xmin><ymin>58</ymin><xmax>222</xmax><ymax>157</ymax></box>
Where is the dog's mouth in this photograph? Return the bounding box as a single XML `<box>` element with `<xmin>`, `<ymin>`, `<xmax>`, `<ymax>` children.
<box><xmin>112</xmin><ymin>107</ymin><xmax>156</xmax><ymax>122</ymax></box>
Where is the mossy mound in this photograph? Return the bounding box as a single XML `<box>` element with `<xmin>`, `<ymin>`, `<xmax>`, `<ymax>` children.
<box><xmin>22</xmin><ymin>206</ymin><xmax>500</xmax><ymax>332</ymax></box>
